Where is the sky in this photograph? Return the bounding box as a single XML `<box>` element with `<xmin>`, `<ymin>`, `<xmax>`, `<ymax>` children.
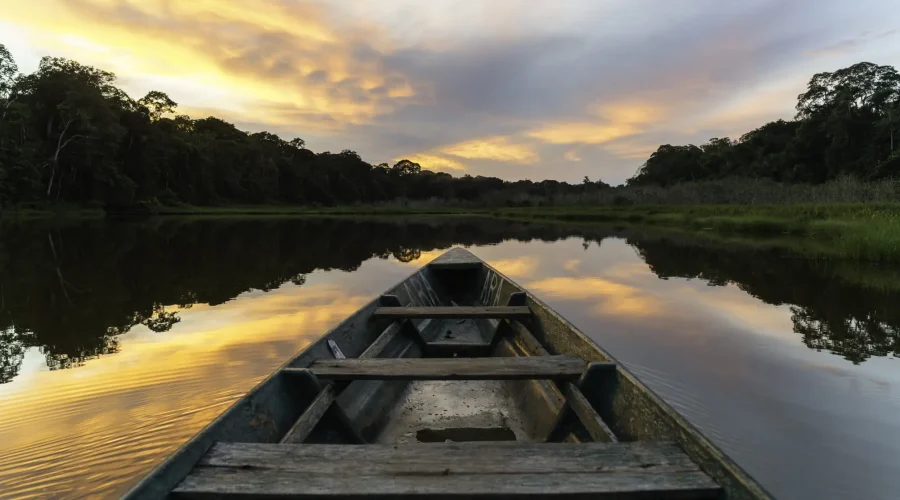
<box><xmin>2</xmin><ymin>0</ymin><xmax>900</xmax><ymax>184</ymax></box>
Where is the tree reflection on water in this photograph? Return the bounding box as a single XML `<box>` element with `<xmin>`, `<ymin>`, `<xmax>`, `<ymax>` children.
<box><xmin>1</xmin><ymin>217</ymin><xmax>897</xmax><ymax>383</ymax></box>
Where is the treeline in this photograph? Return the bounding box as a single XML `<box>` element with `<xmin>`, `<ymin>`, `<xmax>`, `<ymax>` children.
<box><xmin>630</xmin><ymin>62</ymin><xmax>900</xmax><ymax>186</ymax></box>
<box><xmin>0</xmin><ymin>44</ymin><xmax>609</xmax><ymax>209</ymax></box>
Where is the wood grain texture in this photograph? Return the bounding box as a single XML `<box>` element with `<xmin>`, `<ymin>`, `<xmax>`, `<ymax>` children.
<box><xmin>563</xmin><ymin>383</ymin><xmax>618</xmax><ymax>443</ymax></box>
<box><xmin>297</xmin><ymin>355</ymin><xmax>586</xmax><ymax>381</ymax></box>
<box><xmin>175</xmin><ymin>442</ymin><xmax>719</xmax><ymax>498</ymax></box>
<box><xmin>373</xmin><ymin>306</ymin><xmax>531</xmax><ymax>320</ymax></box>
<box><xmin>199</xmin><ymin>441</ymin><xmax>697</xmax><ymax>473</ymax></box>
<box><xmin>279</xmin><ymin>386</ymin><xmax>335</xmax><ymax>444</ymax></box>
<box><xmin>427</xmin><ymin>247</ymin><xmax>484</xmax><ymax>270</ymax></box>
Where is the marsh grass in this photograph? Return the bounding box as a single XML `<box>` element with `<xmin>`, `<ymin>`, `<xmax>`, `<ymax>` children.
<box><xmin>495</xmin><ymin>203</ymin><xmax>900</xmax><ymax>262</ymax></box>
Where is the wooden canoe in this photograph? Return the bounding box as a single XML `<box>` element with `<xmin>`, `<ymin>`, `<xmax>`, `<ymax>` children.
<box><xmin>124</xmin><ymin>247</ymin><xmax>773</xmax><ymax>499</ymax></box>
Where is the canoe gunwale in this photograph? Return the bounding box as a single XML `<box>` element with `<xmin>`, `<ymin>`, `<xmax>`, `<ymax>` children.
<box><xmin>478</xmin><ymin>258</ymin><xmax>773</xmax><ymax>500</ymax></box>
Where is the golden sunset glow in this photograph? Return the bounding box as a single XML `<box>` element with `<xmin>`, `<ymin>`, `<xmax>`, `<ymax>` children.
<box><xmin>529</xmin><ymin>120</ymin><xmax>644</xmax><ymax>145</ymax></box>
<box><xmin>526</xmin><ymin>276</ymin><xmax>663</xmax><ymax>316</ymax></box>
<box><xmin>0</xmin><ymin>282</ymin><xmax>369</xmax><ymax>497</ymax></box>
<box><xmin>528</xmin><ymin>102</ymin><xmax>664</xmax><ymax>146</ymax></box>
<box><xmin>440</xmin><ymin>136</ymin><xmax>539</xmax><ymax>164</ymax></box>
<box><xmin>3</xmin><ymin>0</ymin><xmax>897</xmax><ymax>183</ymax></box>
<box><xmin>400</xmin><ymin>154</ymin><xmax>467</xmax><ymax>172</ymax></box>
<box><xmin>488</xmin><ymin>256</ymin><xmax>539</xmax><ymax>278</ymax></box>
<box><xmin>3</xmin><ymin>0</ymin><xmax>417</xmax><ymax>128</ymax></box>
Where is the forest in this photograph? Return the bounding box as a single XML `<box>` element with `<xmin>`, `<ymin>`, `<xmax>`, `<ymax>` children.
<box><xmin>1</xmin><ymin>40</ymin><xmax>899</xmax><ymax>210</ymax></box>
<box><xmin>629</xmin><ymin>62</ymin><xmax>900</xmax><ymax>186</ymax></box>
<box><xmin>0</xmin><ymin>43</ymin><xmax>608</xmax><ymax>210</ymax></box>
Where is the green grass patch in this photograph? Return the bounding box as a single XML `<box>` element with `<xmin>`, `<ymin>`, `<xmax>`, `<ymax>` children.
<box><xmin>493</xmin><ymin>203</ymin><xmax>900</xmax><ymax>262</ymax></box>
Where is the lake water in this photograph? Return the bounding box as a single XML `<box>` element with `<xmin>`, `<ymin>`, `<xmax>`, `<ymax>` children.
<box><xmin>0</xmin><ymin>217</ymin><xmax>898</xmax><ymax>499</ymax></box>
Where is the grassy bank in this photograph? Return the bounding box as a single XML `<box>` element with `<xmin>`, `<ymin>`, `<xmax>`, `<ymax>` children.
<box><xmin>7</xmin><ymin>200</ymin><xmax>900</xmax><ymax>262</ymax></box>
<box><xmin>146</xmin><ymin>202</ymin><xmax>900</xmax><ymax>262</ymax></box>
<box><xmin>494</xmin><ymin>204</ymin><xmax>900</xmax><ymax>262</ymax></box>
<box><xmin>0</xmin><ymin>204</ymin><xmax>105</xmax><ymax>219</ymax></box>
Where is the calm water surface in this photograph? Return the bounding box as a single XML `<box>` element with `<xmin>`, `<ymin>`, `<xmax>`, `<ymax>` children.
<box><xmin>0</xmin><ymin>217</ymin><xmax>898</xmax><ymax>499</ymax></box>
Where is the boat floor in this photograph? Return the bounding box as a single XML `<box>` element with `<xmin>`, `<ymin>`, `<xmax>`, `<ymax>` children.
<box><xmin>379</xmin><ymin>317</ymin><xmax>529</xmax><ymax>444</ymax></box>
<box><xmin>377</xmin><ymin>379</ymin><xmax>529</xmax><ymax>444</ymax></box>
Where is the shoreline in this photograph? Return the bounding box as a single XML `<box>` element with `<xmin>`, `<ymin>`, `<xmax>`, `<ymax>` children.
<box><xmin>4</xmin><ymin>203</ymin><xmax>900</xmax><ymax>262</ymax></box>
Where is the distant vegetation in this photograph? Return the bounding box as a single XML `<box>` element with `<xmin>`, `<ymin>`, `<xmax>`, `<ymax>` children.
<box><xmin>1</xmin><ymin>40</ymin><xmax>898</xmax><ymax>211</ymax></box>
<box><xmin>0</xmin><ymin>43</ymin><xmax>609</xmax><ymax>212</ymax></box>
<box><xmin>628</xmin><ymin>62</ymin><xmax>900</xmax><ymax>186</ymax></box>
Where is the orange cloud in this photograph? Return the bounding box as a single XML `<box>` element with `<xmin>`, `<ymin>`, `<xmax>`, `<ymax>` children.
<box><xmin>441</xmin><ymin>136</ymin><xmax>539</xmax><ymax>163</ymax></box>
<box><xmin>488</xmin><ymin>256</ymin><xmax>539</xmax><ymax>278</ymax></box>
<box><xmin>399</xmin><ymin>154</ymin><xmax>467</xmax><ymax>172</ymax></box>
<box><xmin>527</xmin><ymin>276</ymin><xmax>663</xmax><ymax>317</ymax></box>
<box><xmin>528</xmin><ymin>102</ymin><xmax>665</xmax><ymax>146</ymax></box>
<box><xmin>3</xmin><ymin>0</ymin><xmax>418</xmax><ymax>129</ymax></box>
<box><xmin>528</xmin><ymin>122</ymin><xmax>639</xmax><ymax>145</ymax></box>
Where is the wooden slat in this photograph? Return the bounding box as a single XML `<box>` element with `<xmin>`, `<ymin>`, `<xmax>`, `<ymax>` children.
<box><xmin>279</xmin><ymin>386</ymin><xmax>335</xmax><ymax>444</ymax></box>
<box><xmin>427</xmin><ymin>247</ymin><xmax>484</xmax><ymax>270</ymax></box>
<box><xmin>562</xmin><ymin>383</ymin><xmax>618</xmax><ymax>443</ymax></box>
<box><xmin>294</xmin><ymin>355</ymin><xmax>586</xmax><ymax>381</ymax></box>
<box><xmin>373</xmin><ymin>306</ymin><xmax>531</xmax><ymax>320</ymax></box>
<box><xmin>199</xmin><ymin>441</ymin><xmax>695</xmax><ymax>472</ymax></box>
<box><xmin>358</xmin><ymin>322</ymin><xmax>404</xmax><ymax>359</ymax></box>
<box><xmin>282</xmin><ymin>369</ymin><xmax>366</xmax><ymax>444</ymax></box>
<box><xmin>174</xmin><ymin>469</ymin><xmax>719</xmax><ymax>498</ymax></box>
<box><xmin>175</xmin><ymin>442</ymin><xmax>720</xmax><ymax>498</ymax></box>
<box><xmin>503</xmin><ymin>320</ymin><xmax>618</xmax><ymax>443</ymax></box>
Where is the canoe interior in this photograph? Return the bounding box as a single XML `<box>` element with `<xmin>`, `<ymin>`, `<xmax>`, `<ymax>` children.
<box><xmin>124</xmin><ymin>248</ymin><xmax>771</xmax><ymax>500</ymax></box>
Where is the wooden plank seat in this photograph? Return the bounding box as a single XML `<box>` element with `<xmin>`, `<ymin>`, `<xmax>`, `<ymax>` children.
<box><xmin>372</xmin><ymin>306</ymin><xmax>531</xmax><ymax>320</ymax></box>
<box><xmin>173</xmin><ymin>441</ymin><xmax>722</xmax><ymax>499</ymax></box>
<box><xmin>285</xmin><ymin>355</ymin><xmax>593</xmax><ymax>381</ymax></box>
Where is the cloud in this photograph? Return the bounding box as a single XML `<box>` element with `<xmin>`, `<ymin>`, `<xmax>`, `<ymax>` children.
<box><xmin>487</xmin><ymin>256</ymin><xmax>539</xmax><ymax>278</ymax></box>
<box><xmin>526</xmin><ymin>276</ymin><xmax>664</xmax><ymax>317</ymax></box>
<box><xmin>5</xmin><ymin>0</ymin><xmax>420</xmax><ymax>127</ymax></box>
<box><xmin>440</xmin><ymin>136</ymin><xmax>539</xmax><ymax>163</ymax></box>
<box><xmin>528</xmin><ymin>122</ymin><xmax>638</xmax><ymax>145</ymax></box>
<box><xmin>398</xmin><ymin>153</ymin><xmax>467</xmax><ymax>172</ymax></box>
<box><xmin>564</xmin><ymin>150</ymin><xmax>582</xmax><ymax>162</ymax></box>
<box><xmin>805</xmin><ymin>29</ymin><xmax>900</xmax><ymax>58</ymax></box>
<box><xmin>4</xmin><ymin>0</ymin><xmax>899</xmax><ymax>185</ymax></box>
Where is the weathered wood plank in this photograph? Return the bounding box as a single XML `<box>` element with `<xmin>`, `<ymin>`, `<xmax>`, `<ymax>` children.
<box><xmin>373</xmin><ymin>306</ymin><xmax>531</xmax><ymax>320</ymax></box>
<box><xmin>179</xmin><ymin>442</ymin><xmax>719</xmax><ymax>498</ymax></box>
<box><xmin>199</xmin><ymin>441</ymin><xmax>698</xmax><ymax>474</ymax></box>
<box><xmin>563</xmin><ymin>383</ymin><xmax>618</xmax><ymax>443</ymax></box>
<box><xmin>427</xmin><ymin>247</ymin><xmax>484</xmax><ymax>270</ymax></box>
<box><xmin>295</xmin><ymin>355</ymin><xmax>586</xmax><ymax>381</ymax></box>
<box><xmin>283</xmin><ymin>369</ymin><xmax>366</xmax><ymax>444</ymax></box>
<box><xmin>279</xmin><ymin>386</ymin><xmax>335</xmax><ymax>444</ymax></box>
<box><xmin>174</xmin><ymin>469</ymin><xmax>719</xmax><ymax>498</ymax></box>
<box><xmin>358</xmin><ymin>322</ymin><xmax>403</xmax><ymax>359</ymax></box>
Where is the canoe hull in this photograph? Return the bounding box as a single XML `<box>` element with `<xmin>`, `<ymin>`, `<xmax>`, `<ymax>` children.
<box><xmin>124</xmin><ymin>247</ymin><xmax>771</xmax><ymax>500</ymax></box>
